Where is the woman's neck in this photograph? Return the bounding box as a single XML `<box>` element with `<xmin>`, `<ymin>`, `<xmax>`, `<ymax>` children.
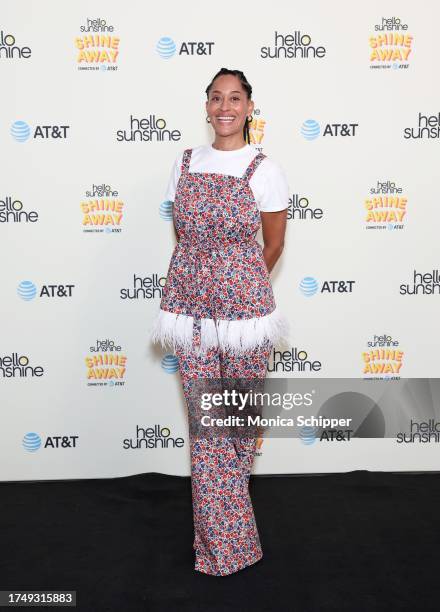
<box><xmin>211</xmin><ymin>136</ymin><xmax>248</xmax><ymax>151</ymax></box>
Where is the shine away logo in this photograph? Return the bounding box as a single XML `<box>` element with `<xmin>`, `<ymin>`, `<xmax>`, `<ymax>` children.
<box><xmin>81</xmin><ymin>183</ymin><xmax>124</xmax><ymax>233</ymax></box>
<box><xmin>85</xmin><ymin>339</ymin><xmax>127</xmax><ymax>387</ymax></box>
<box><xmin>248</xmin><ymin>109</ymin><xmax>265</xmax><ymax>146</ymax></box>
<box><xmin>362</xmin><ymin>334</ymin><xmax>404</xmax><ymax>379</ymax></box>
<box><xmin>75</xmin><ymin>18</ymin><xmax>120</xmax><ymax>70</ymax></box>
<box><xmin>364</xmin><ymin>180</ymin><xmax>407</xmax><ymax>230</ymax></box>
<box><xmin>369</xmin><ymin>17</ymin><xmax>413</xmax><ymax>69</ymax></box>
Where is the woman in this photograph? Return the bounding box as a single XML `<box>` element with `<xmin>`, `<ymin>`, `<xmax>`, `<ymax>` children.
<box><xmin>150</xmin><ymin>67</ymin><xmax>289</xmax><ymax>576</ymax></box>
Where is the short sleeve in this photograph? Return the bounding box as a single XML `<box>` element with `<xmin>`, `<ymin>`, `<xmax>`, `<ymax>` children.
<box><xmin>256</xmin><ymin>158</ymin><xmax>289</xmax><ymax>212</ymax></box>
<box><xmin>164</xmin><ymin>151</ymin><xmax>183</xmax><ymax>202</ymax></box>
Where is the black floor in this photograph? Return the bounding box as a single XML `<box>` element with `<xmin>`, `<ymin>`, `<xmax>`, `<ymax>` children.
<box><xmin>2</xmin><ymin>470</ymin><xmax>440</xmax><ymax>611</ymax></box>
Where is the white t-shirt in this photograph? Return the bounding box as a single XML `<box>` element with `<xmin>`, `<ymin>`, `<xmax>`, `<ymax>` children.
<box><xmin>164</xmin><ymin>143</ymin><xmax>289</xmax><ymax>212</ymax></box>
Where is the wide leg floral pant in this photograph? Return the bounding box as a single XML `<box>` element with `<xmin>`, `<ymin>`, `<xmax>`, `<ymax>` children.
<box><xmin>175</xmin><ymin>339</ymin><xmax>273</xmax><ymax>577</ymax></box>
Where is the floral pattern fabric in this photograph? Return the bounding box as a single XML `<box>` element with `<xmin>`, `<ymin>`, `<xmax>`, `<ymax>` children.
<box><xmin>158</xmin><ymin>147</ymin><xmax>278</xmax><ymax>576</ymax></box>
<box><xmin>160</xmin><ymin>148</ymin><xmax>276</xmax><ymax>324</ymax></box>
<box><xmin>175</xmin><ymin>339</ymin><xmax>273</xmax><ymax>576</ymax></box>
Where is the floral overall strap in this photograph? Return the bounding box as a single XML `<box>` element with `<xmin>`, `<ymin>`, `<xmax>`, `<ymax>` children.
<box><xmin>242</xmin><ymin>152</ymin><xmax>266</xmax><ymax>182</ymax></box>
<box><xmin>181</xmin><ymin>148</ymin><xmax>192</xmax><ymax>175</ymax></box>
<box><xmin>179</xmin><ymin>148</ymin><xmax>202</xmax><ymax>352</ymax></box>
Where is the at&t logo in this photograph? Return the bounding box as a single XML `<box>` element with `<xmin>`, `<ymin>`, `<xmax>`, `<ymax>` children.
<box><xmin>156</xmin><ymin>37</ymin><xmax>214</xmax><ymax>59</ymax></box>
<box><xmin>22</xmin><ymin>433</ymin><xmax>79</xmax><ymax>451</ymax></box>
<box><xmin>161</xmin><ymin>354</ymin><xmax>179</xmax><ymax>373</ymax></box>
<box><xmin>299</xmin><ymin>277</ymin><xmax>355</xmax><ymax>296</ymax></box>
<box><xmin>299</xmin><ymin>277</ymin><xmax>319</xmax><ymax>297</ymax></box>
<box><xmin>300</xmin><ymin>119</ymin><xmax>358</xmax><ymax>140</ymax></box>
<box><xmin>160</xmin><ymin>200</ymin><xmax>173</xmax><ymax>221</ymax></box>
<box><xmin>22</xmin><ymin>432</ymin><xmax>41</xmax><ymax>452</ymax></box>
<box><xmin>10</xmin><ymin>121</ymin><xmax>70</xmax><ymax>142</ymax></box>
<box><xmin>299</xmin><ymin>425</ymin><xmax>317</xmax><ymax>445</ymax></box>
<box><xmin>17</xmin><ymin>281</ymin><xmax>75</xmax><ymax>300</ymax></box>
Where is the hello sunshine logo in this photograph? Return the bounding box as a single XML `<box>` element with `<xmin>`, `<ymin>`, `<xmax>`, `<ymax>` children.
<box><xmin>364</xmin><ymin>180</ymin><xmax>407</xmax><ymax>231</ymax></box>
<box><xmin>81</xmin><ymin>183</ymin><xmax>124</xmax><ymax>233</ymax></box>
<box><xmin>85</xmin><ymin>339</ymin><xmax>127</xmax><ymax>387</ymax></box>
<box><xmin>369</xmin><ymin>17</ymin><xmax>413</xmax><ymax>69</ymax></box>
<box><xmin>75</xmin><ymin>18</ymin><xmax>120</xmax><ymax>71</ymax></box>
<box><xmin>362</xmin><ymin>334</ymin><xmax>404</xmax><ymax>379</ymax></box>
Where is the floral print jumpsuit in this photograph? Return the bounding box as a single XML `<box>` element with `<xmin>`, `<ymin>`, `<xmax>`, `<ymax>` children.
<box><xmin>151</xmin><ymin>147</ymin><xmax>288</xmax><ymax>576</ymax></box>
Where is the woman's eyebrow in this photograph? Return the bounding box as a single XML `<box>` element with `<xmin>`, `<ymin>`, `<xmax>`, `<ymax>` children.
<box><xmin>210</xmin><ymin>90</ymin><xmax>242</xmax><ymax>94</ymax></box>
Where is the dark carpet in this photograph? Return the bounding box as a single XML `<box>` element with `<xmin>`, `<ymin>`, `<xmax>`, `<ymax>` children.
<box><xmin>2</xmin><ymin>470</ymin><xmax>440</xmax><ymax>611</ymax></box>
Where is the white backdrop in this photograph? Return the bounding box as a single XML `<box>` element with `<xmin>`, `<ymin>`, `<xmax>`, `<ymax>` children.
<box><xmin>1</xmin><ymin>0</ymin><xmax>439</xmax><ymax>480</ymax></box>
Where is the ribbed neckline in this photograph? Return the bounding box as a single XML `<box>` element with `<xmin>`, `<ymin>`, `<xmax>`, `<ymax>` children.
<box><xmin>209</xmin><ymin>143</ymin><xmax>251</xmax><ymax>155</ymax></box>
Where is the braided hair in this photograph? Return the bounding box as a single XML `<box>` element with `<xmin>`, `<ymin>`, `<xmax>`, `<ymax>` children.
<box><xmin>205</xmin><ymin>68</ymin><xmax>253</xmax><ymax>144</ymax></box>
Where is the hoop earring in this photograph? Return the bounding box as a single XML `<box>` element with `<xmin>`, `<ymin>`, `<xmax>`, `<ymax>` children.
<box><xmin>206</xmin><ymin>115</ymin><xmax>211</xmax><ymax>123</ymax></box>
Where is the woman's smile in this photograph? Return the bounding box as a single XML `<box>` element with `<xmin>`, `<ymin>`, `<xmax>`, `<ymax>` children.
<box><xmin>216</xmin><ymin>116</ymin><xmax>236</xmax><ymax>123</ymax></box>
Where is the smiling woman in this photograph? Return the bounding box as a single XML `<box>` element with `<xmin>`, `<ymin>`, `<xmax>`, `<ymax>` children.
<box><xmin>206</xmin><ymin>71</ymin><xmax>254</xmax><ymax>148</ymax></box>
<box><xmin>150</xmin><ymin>67</ymin><xmax>290</xmax><ymax>577</ymax></box>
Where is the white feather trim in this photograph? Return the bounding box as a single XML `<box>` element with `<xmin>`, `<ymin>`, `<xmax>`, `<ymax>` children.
<box><xmin>149</xmin><ymin>309</ymin><xmax>194</xmax><ymax>352</ymax></box>
<box><xmin>150</xmin><ymin>307</ymin><xmax>290</xmax><ymax>355</ymax></box>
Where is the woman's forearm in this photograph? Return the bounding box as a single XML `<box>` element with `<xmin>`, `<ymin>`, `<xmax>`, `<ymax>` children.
<box><xmin>263</xmin><ymin>245</ymin><xmax>284</xmax><ymax>274</ymax></box>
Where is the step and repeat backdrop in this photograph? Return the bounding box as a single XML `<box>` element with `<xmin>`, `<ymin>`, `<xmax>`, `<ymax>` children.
<box><xmin>1</xmin><ymin>0</ymin><xmax>440</xmax><ymax>480</ymax></box>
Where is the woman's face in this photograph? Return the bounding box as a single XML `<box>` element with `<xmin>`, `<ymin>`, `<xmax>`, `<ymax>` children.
<box><xmin>206</xmin><ymin>74</ymin><xmax>254</xmax><ymax>139</ymax></box>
